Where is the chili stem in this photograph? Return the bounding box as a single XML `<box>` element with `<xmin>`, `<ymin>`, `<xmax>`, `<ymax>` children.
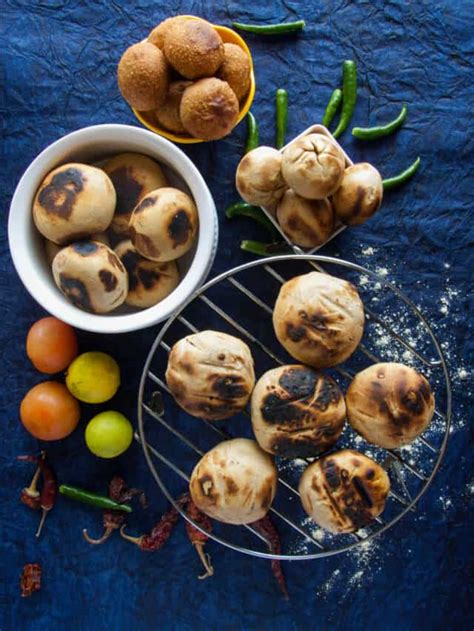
<box><xmin>232</xmin><ymin>20</ymin><xmax>305</xmax><ymax>35</ymax></box>
<box><xmin>275</xmin><ymin>88</ymin><xmax>288</xmax><ymax>149</ymax></box>
<box><xmin>83</xmin><ymin>527</ymin><xmax>114</xmax><ymax>545</ymax></box>
<box><xmin>195</xmin><ymin>543</ymin><xmax>214</xmax><ymax>580</ymax></box>
<box><xmin>35</xmin><ymin>509</ymin><xmax>48</xmax><ymax>538</ymax></box>
<box><xmin>382</xmin><ymin>156</ymin><xmax>421</xmax><ymax>190</ymax></box>
<box><xmin>352</xmin><ymin>104</ymin><xmax>408</xmax><ymax>140</ymax></box>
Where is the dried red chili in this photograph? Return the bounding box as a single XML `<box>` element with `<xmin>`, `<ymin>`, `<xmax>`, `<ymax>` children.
<box><xmin>20</xmin><ymin>563</ymin><xmax>42</xmax><ymax>597</ymax></box>
<box><xmin>185</xmin><ymin>499</ymin><xmax>214</xmax><ymax>580</ymax></box>
<box><xmin>120</xmin><ymin>493</ymin><xmax>189</xmax><ymax>551</ymax></box>
<box><xmin>83</xmin><ymin>476</ymin><xmax>146</xmax><ymax>546</ymax></box>
<box><xmin>251</xmin><ymin>515</ymin><xmax>289</xmax><ymax>600</ymax></box>
<box><xmin>18</xmin><ymin>452</ymin><xmax>57</xmax><ymax>537</ymax></box>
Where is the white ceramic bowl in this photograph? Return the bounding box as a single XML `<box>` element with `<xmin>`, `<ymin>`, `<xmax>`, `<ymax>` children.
<box><xmin>8</xmin><ymin>124</ymin><xmax>218</xmax><ymax>333</ymax></box>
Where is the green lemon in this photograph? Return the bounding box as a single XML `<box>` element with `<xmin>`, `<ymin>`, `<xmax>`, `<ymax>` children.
<box><xmin>66</xmin><ymin>352</ymin><xmax>120</xmax><ymax>403</ymax></box>
<box><xmin>85</xmin><ymin>411</ymin><xmax>133</xmax><ymax>458</ymax></box>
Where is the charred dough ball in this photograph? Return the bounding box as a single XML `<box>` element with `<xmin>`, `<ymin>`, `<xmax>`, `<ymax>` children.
<box><xmin>189</xmin><ymin>438</ymin><xmax>277</xmax><ymax>524</ymax></box>
<box><xmin>332</xmin><ymin>163</ymin><xmax>383</xmax><ymax>226</ymax></box>
<box><xmin>282</xmin><ymin>134</ymin><xmax>345</xmax><ymax>199</ymax></box>
<box><xmin>155</xmin><ymin>80</ymin><xmax>192</xmax><ymax>134</ymax></box>
<box><xmin>163</xmin><ymin>19</ymin><xmax>224</xmax><ymax>79</ymax></box>
<box><xmin>273</xmin><ymin>272</ymin><xmax>365</xmax><ymax>368</ymax></box>
<box><xmin>251</xmin><ymin>365</ymin><xmax>346</xmax><ymax>458</ymax></box>
<box><xmin>236</xmin><ymin>147</ymin><xmax>287</xmax><ymax>210</ymax></box>
<box><xmin>180</xmin><ymin>78</ymin><xmax>239</xmax><ymax>141</ymax></box>
<box><xmin>148</xmin><ymin>16</ymin><xmax>197</xmax><ymax>49</ymax></box>
<box><xmin>217</xmin><ymin>43</ymin><xmax>251</xmax><ymax>101</ymax></box>
<box><xmin>277</xmin><ymin>190</ymin><xmax>334</xmax><ymax>248</ymax></box>
<box><xmin>129</xmin><ymin>187</ymin><xmax>198</xmax><ymax>262</ymax></box>
<box><xmin>103</xmin><ymin>153</ymin><xmax>168</xmax><ymax>236</ymax></box>
<box><xmin>346</xmin><ymin>363</ymin><xmax>435</xmax><ymax>448</ymax></box>
<box><xmin>52</xmin><ymin>241</ymin><xmax>128</xmax><ymax>313</ymax></box>
<box><xmin>299</xmin><ymin>449</ymin><xmax>390</xmax><ymax>533</ymax></box>
<box><xmin>165</xmin><ymin>330</ymin><xmax>255</xmax><ymax>420</ymax></box>
<box><xmin>117</xmin><ymin>42</ymin><xmax>168</xmax><ymax>111</ymax></box>
<box><xmin>114</xmin><ymin>240</ymin><xmax>179</xmax><ymax>308</ymax></box>
<box><xmin>33</xmin><ymin>163</ymin><xmax>116</xmax><ymax>245</ymax></box>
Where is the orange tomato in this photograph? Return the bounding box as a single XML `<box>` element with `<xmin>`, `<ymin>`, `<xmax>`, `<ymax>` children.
<box><xmin>20</xmin><ymin>381</ymin><xmax>81</xmax><ymax>440</ymax></box>
<box><xmin>26</xmin><ymin>317</ymin><xmax>78</xmax><ymax>374</ymax></box>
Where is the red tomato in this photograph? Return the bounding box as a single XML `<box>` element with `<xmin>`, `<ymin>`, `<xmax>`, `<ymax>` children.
<box><xmin>26</xmin><ymin>317</ymin><xmax>78</xmax><ymax>374</ymax></box>
<box><xmin>20</xmin><ymin>381</ymin><xmax>81</xmax><ymax>440</ymax></box>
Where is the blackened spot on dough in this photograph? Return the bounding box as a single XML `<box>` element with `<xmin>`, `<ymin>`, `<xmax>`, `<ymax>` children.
<box><xmin>279</xmin><ymin>366</ymin><xmax>317</xmax><ymax>399</ymax></box>
<box><xmin>212</xmin><ymin>374</ymin><xmax>247</xmax><ymax>399</ymax></box>
<box><xmin>72</xmin><ymin>241</ymin><xmax>99</xmax><ymax>255</ymax></box>
<box><xmin>168</xmin><ymin>210</ymin><xmax>191</xmax><ymax>246</ymax></box>
<box><xmin>134</xmin><ymin>195</ymin><xmax>157</xmax><ymax>213</ymax></box>
<box><xmin>99</xmin><ymin>269</ymin><xmax>118</xmax><ymax>292</ymax></box>
<box><xmin>59</xmin><ymin>274</ymin><xmax>92</xmax><ymax>311</ymax></box>
<box><xmin>286</xmin><ymin>323</ymin><xmax>306</xmax><ymax>342</ymax></box>
<box><xmin>138</xmin><ymin>267</ymin><xmax>160</xmax><ymax>290</ymax></box>
<box><xmin>109</xmin><ymin>167</ymin><xmax>143</xmax><ymax>216</ymax></box>
<box><xmin>120</xmin><ymin>249</ymin><xmax>140</xmax><ymax>291</ymax></box>
<box><xmin>38</xmin><ymin>167</ymin><xmax>84</xmax><ymax>219</ymax></box>
<box><xmin>323</xmin><ymin>458</ymin><xmax>340</xmax><ymax>490</ymax></box>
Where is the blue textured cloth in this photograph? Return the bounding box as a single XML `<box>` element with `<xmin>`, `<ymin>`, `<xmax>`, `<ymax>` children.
<box><xmin>1</xmin><ymin>1</ymin><xmax>473</xmax><ymax>630</ymax></box>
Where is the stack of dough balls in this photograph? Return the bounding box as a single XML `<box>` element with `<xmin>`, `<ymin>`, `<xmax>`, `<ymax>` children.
<box><xmin>118</xmin><ymin>15</ymin><xmax>252</xmax><ymax>141</ymax></box>
<box><xmin>235</xmin><ymin>134</ymin><xmax>383</xmax><ymax>248</ymax></box>
<box><xmin>34</xmin><ymin>153</ymin><xmax>197</xmax><ymax>313</ymax></box>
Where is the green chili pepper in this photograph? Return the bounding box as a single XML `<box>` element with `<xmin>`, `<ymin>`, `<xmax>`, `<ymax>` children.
<box><xmin>352</xmin><ymin>104</ymin><xmax>408</xmax><ymax>140</ymax></box>
<box><xmin>59</xmin><ymin>484</ymin><xmax>132</xmax><ymax>513</ymax></box>
<box><xmin>275</xmin><ymin>89</ymin><xmax>288</xmax><ymax>149</ymax></box>
<box><xmin>245</xmin><ymin>111</ymin><xmax>259</xmax><ymax>153</ymax></box>
<box><xmin>240</xmin><ymin>240</ymin><xmax>288</xmax><ymax>257</ymax></box>
<box><xmin>322</xmin><ymin>88</ymin><xmax>342</xmax><ymax>128</ymax></box>
<box><xmin>232</xmin><ymin>20</ymin><xmax>305</xmax><ymax>35</ymax></box>
<box><xmin>382</xmin><ymin>157</ymin><xmax>421</xmax><ymax>191</ymax></box>
<box><xmin>226</xmin><ymin>202</ymin><xmax>278</xmax><ymax>237</ymax></box>
<box><xmin>333</xmin><ymin>60</ymin><xmax>357</xmax><ymax>139</ymax></box>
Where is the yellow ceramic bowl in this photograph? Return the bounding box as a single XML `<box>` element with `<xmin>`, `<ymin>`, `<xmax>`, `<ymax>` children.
<box><xmin>132</xmin><ymin>20</ymin><xmax>256</xmax><ymax>144</ymax></box>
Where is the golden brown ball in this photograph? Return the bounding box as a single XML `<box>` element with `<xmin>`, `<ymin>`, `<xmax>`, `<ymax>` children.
<box><xmin>155</xmin><ymin>80</ymin><xmax>192</xmax><ymax>134</ymax></box>
<box><xmin>148</xmin><ymin>16</ymin><xmax>197</xmax><ymax>49</ymax></box>
<box><xmin>332</xmin><ymin>163</ymin><xmax>383</xmax><ymax>225</ymax></box>
<box><xmin>189</xmin><ymin>438</ymin><xmax>277</xmax><ymax>524</ymax></box>
<box><xmin>180</xmin><ymin>78</ymin><xmax>239</xmax><ymax>140</ymax></box>
<box><xmin>117</xmin><ymin>42</ymin><xmax>169</xmax><ymax>111</ymax></box>
<box><xmin>346</xmin><ymin>363</ymin><xmax>435</xmax><ymax>448</ymax></box>
<box><xmin>273</xmin><ymin>271</ymin><xmax>365</xmax><ymax>368</ymax></box>
<box><xmin>164</xmin><ymin>19</ymin><xmax>224</xmax><ymax>79</ymax></box>
<box><xmin>165</xmin><ymin>330</ymin><xmax>255</xmax><ymax>420</ymax></box>
<box><xmin>251</xmin><ymin>365</ymin><xmax>346</xmax><ymax>457</ymax></box>
<box><xmin>276</xmin><ymin>190</ymin><xmax>335</xmax><ymax>248</ymax></box>
<box><xmin>217</xmin><ymin>43</ymin><xmax>251</xmax><ymax>101</ymax></box>
<box><xmin>299</xmin><ymin>449</ymin><xmax>390</xmax><ymax>533</ymax></box>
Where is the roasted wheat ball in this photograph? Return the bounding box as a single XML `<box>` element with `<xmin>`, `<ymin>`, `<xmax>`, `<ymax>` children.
<box><xmin>33</xmin><ymin>163</ymin><xmax>116</xmax><ymax>245</ymax></box>
<box><xmin>299</xmin><ymin>449</ymin><xmax>390</xmax><ymax>533</ymax></box>
<box><xmin>114</xmin><ymin>240</ymin><xmax>179</xmax><ymax>308</ymax></box>
<box><xmin>332</xmin><ymin>163</ymin><xmax>383</xmax><ymax>226</ymax></box>
<box><xmin>129</xmin><ymin>187</ymin><xmax>198</xmax><ymax>262</ymax></box>
<box><xmin>346</xmin><ymin>363</ymin><xmax>435</xmax><ymax>448</ymax></box>
<box><xmin>103</xmin><ymin>153</ymin><xmax>168</xmax><ymax>236</ymax></box>
<box><xmin>217</xmin><ymin>43</ymin><xmax>251</xmax><ymax>101</ymax></box>
<box><xmin>277</xmin><ymin>190</ymin><xmax>335</xmax><ymax>248</ymax></box>
<box><xmin>165</xmin><ymin>330</ymin><xmax>255</xmax><ymax>420</ymax></box>
<box><xmin>236</xmin><ymin>146</ymin><xmax>287</xmax><ymax>210</ymax></box>
<box><xmin>52</xmin><ymin>241</ymin><xmax>128</xmax><ymax>313</ymax></box>
<box><xmin>189</xmin><ymin>438</ymin><xmax>277</xmax><ymax>524</ymax></box>
<box><xmin>148</xmin><ymin>16</ymin><xmax>197</xmax><ymax>49</ymax></box>
<box><xmin>164</xmin><ymin>19</ymin><xmax>224</xmax><ymax>79</ymax></box>
<box><xmin>117</xmin><ymin>42</ymin><xmax>169</xmax><ymax>111</ymax></box>
<box><xmin>155</xmin><ymin>80</ymin><xmax>192</xmax><ymax>134</ymax></box>
<box><xmin>282</xmin><ymin>133</ymin><xmax>345</xmax><ymax>199</ymax></box>
<box><xmin>180</xmin><ymin>78</ymin><xmax>239</xmax><ymax>140</ymax></box>
<box><xmin>251</xmin><ymin>365</ymin><xmax>346</xmax><ymax>458</ymax></box>
<box><xmin>273</xmin><ymin>272</ymin><xmax>365</xmax><ymax>368</ymax></box>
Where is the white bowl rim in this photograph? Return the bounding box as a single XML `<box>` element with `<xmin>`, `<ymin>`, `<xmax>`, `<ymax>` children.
<box><xmin>8</xmin><ymin>124</ymin><xmax>218</xmax><ymax>334</ymax></box>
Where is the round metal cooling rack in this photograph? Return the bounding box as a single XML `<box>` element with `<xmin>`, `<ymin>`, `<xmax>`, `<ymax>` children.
<box><xmin>137</xmin><ymin>254</ymin><xmax>451</xmax><ymax>561</ymax></box>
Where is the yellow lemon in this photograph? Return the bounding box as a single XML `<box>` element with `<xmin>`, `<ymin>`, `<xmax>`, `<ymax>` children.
<box><xmin>66</xmin><ymin>352</ymin><xmax>120</xmax><ymax>403</ymax></box>
<box><xmin>85</xmin><ymin>411</ymin><xmax>133</xmax><ymax>458</ymax></box>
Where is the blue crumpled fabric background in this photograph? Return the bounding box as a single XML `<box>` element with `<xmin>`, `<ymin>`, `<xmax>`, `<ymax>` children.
<box><xmin>1</xmin><ymin>1</ymin><xmax>473</xmax><ymax>630</ymax></box>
